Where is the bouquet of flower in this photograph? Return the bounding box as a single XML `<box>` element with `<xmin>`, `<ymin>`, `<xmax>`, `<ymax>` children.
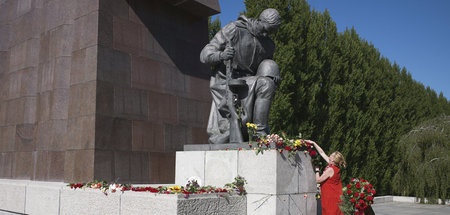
<box><xmin>245</xmin><ymin>124</ymin><xmax>321</xmax><ymax>163</ymax></box>
<box><xmin>340</xmin><ymin>178</ymin><xmax>376</xmax><ymax>215</ymax></box>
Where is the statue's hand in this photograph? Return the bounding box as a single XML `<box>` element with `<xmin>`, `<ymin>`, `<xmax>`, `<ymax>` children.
<box><xmin>219</xmin><ymin>46</ymin><xmax>235</xmax><ymax>61</ymax></box>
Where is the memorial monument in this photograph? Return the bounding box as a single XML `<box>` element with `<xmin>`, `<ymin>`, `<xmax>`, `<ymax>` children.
<box><xmin>0</xmin><ymin>1</ymin><xmax>317</xmax><ymax>214</ymax></box>
<box><xmin>0</xmin><ymin>0</ymin><xmax>218</xmax><ymax>184</ymax></box>
<box><xmin>200</xmin><ymin>8</ymin><xmax>281</xmax><ymax>144</ymax></box>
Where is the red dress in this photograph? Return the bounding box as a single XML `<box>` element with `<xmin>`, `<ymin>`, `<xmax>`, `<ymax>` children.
<box><xmin>320</xmin><ymin>164</ymin><xmax>344</xmax><ymax>215</ymax></box>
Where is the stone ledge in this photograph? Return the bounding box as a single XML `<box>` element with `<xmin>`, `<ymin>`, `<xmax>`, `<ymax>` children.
<box><xmin>374</xmin><ymin>196</ymin><xmax>450</xmax><ymax>205</ymax></box>
<box><xmin>0</xmin><ymin>179</ymin><xmax>246</xmax><ymax>215</ymax></box>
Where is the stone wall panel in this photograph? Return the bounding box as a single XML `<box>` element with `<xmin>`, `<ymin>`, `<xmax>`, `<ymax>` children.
<box><xmin>113</xmin><ymin>15</ymin><xmax>141</xmax><ymax>55</ymax></box>
<box><xmin>53</xmin><ymin>56</ymin><xmax>71</xmax><ymax>89</ymax></box>
<box><xmin>97</xmin><ymin>45</ymin><xmax>131</xmax><ymax>87</ymax></box>
<box><xmin>131</xmin><ymin>55</ymin><xmax>163</xmax><ymax>92</ymax></box>
<box><xmin>64</xmin><ymin>149</ymin><xmax>95</xmax><ymax>182</ymax></box>
<box><xmin>49</xmin><ymin>24</ymin><xmax>73</xmax><ymax>58</ymax></box>
<box><xmin>149</xmin><ymin>152</ymin><xmax>175</xmax><ymax>183</ymax></box>
<box><xmin>12</xmin><ymin>151</ymin><xmax>34</xmax><ymax>179</ymax></box>
<box><xmin>72</xmin><ymin>11</ymin><xmax>98</xmax><ymax>51</ymax></box>
<box><xmin>0</xmin><ymin>152</ymin><xmax>13</xmax><ymax>178</ymax></box>
<box><xmin>148</xmin><ymin>91</ymin><xmax>178</xmax><ymax>124</ymax></box>
<box><xmin>70</xmin><ymin>46</ymin><xmax>97</xmax><ymax>85</ymax></box>
<box><xmin>113</xmin><ymin>87</ymin><xmax>148</xmax><ymax>120</ymax></box>
<box><xmin>34</xmin><ymin>151</ymin><xmax>65</xmax><ymax>181</ymax></box>
<box><xmin>95</xmin><ymin>115</ymin><xmax>132</xmax><ymax>151</ymax></box>
<box><xmin>130</xmin><ymin>151</ymin><xmax>150</xmax><ymax>183</ymax></box>
<box><xmin>14</xmin><ymin>123</ymin><xmax>36</xmax><ymax>152</ymax></box>
<box><xmin>0</xmin><ymin>125</ymin><xmax>15</xmax><ymax>152</ymax></box>
<box><xmin>65</xmin><ymin>115</ymin><xmax>95</xmax><ymax>150</ymax></box>
<box><xmin>68</xmin><ymin>81</ymin><xmax>96</xmax><ymax>118</ymax></box>
<box><xmin>164</xmin><ymin>124</ymin><xmax>188</xmax><ymax>152</ymax></box>
<box><xmin>131</xmin><ymin>120</ymin><xmax>164</xmax><ymax>152</ymax></box>
<box><xmin>50</xmin><ymin>88</ymin><xmax>69</xmax><ymax>120</ymax></box>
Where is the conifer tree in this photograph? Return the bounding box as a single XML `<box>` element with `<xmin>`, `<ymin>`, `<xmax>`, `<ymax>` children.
<box><xmin>236</xmin><ymin>0</ymin><xmax>450</xmax><ymax>195</ymax></box>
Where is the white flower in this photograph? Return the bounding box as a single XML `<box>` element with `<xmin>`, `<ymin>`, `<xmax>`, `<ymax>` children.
<box><xmin>187</xmin><ymin>176</ymin><xmax>203</xmax><ymax>187</ymax></box>
<box><xmin>109</xmin><ymin>183</ymin><xmax>121</xmax><ymax>193</ymax></box>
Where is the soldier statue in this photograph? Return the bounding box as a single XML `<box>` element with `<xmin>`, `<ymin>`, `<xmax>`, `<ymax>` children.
<box><xmin>200</xmin><ymin>8</ymin><xmax>281</xmax><ymax>144</ymax></box>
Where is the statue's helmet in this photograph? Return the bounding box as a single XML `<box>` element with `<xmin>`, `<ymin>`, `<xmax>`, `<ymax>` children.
<box><xmin>256</xmin><ymin>59</ymin><xmax>281</xmax><ymax>84</ymax></box>
<box><xmin>259</xmin><ymin>8</ymin><xmax>281</xmax><ymax>29</ymax></box>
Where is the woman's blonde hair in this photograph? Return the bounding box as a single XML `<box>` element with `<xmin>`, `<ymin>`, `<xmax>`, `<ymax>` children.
<box><xmin>332</xmin><ymin>151</ymin><xmax>347</xmax><ymax>168</ymax></box>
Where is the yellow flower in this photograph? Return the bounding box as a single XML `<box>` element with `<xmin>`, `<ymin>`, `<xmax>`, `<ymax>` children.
<box><xmin>246</xmin><ymin>123</ymin><xmax>258</xmax><ymax>130</ymax></box>
<box><xmin>294</xmin><ymin>139</ymin><xmax>302</xmax><ymax>147</ymax></box>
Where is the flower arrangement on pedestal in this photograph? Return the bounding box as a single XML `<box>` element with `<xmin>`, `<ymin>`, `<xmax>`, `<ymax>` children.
<box><xmin>68</xmin><ymin>176</ymin><xmax>246</xmax><ymax>198</ymax></box>
<box><xmin>246</xmin><ymin>123</ymin><xmax>321</xmax><ymax>167</ymax></box>
<box><xmin>339</xmin><ymin>178</ymin><xmax>376</xmax><ymax>215</ymax></box>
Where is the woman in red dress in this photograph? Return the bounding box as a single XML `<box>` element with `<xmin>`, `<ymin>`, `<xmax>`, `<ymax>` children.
<box><xmin>306</xmin><ymin>140</ymin><xmax>346</xmax><ymax>215</ymax></box>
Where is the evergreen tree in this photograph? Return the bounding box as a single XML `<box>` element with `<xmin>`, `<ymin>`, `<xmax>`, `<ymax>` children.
<box><xmin>393</xmin><ymin>115</ymin><xmax>450</xmax><ymax>203</ymax></box>
<box><xmin>208</xmin><ymin>16</ymin><xmax>221</xmax><ymax>40</ymax></box>
<box><xmin>242</xmin><ymin>0</ymin><xmax>450</xmax><ymax>195</ymax></box>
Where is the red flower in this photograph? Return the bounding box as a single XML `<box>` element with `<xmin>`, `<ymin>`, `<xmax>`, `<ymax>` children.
<box><xmin>347</xmin><ymin>184</ymin><xmax>352</xmax><ymax>189</ymax></box>
<box><xmin>359</xmin><ymin>199</ymin><xmax>365</xmax><ymax>205</ymax></box>
<box><xmin>372</xmin><ymin>189</ymin><xmax>376</xmax><ymax>195</ymax></box>
<box><xmin>310</xmin><ymin>151</ymin><xmax>317</xmax><ymax>156</ymax></box>
<box><xmin>369</xmin><ymin>184</ymin><xmax>373</xmax><ymax>188</ymax></box>
<box><xmin>355</xmin><ymin>204</ymin><xmax>360</xmax><ymax>209</ymax></box>
<box><xmin>355</xmin><ymin>212</ymin><xmax>359</xmax><ymax>215</ymax></box>
<box><xmin>367</xmin><ymin>196</ymin><xmax>373</xmax><ymax>201</ymax></box>
<box><xmin>351</xmin><ymin>178</ymin><xmax>355</xmax><ymax>182</ymax></box>
<box><xmin>285</xmin><ymin>146</ymin><xmax>290</xmax><ymax>150</ymax></box>
<box><xmin>354</xmin><ymin>192</ymin><xmax>359</xmax><ymax>198</ymax></box>
<box><xmin>367</xmin><ymin>188</ymin><xmax>372</xmax><ymax>193</ymax></box>
<box><xmin>360</xmin><ymin>193</ymin><xmax>365</xmax><ymax>198</ymax></box>
<box><xmin>347</xmin><ymin>190</ymin><xmax>352</xmax><ymax>195</ymax></box>
<box><xmin>355</xmin><ymin>182</ymin><xmax>361</xmax><ymax>189</ymax></box>
<box><xmin>350</xmin><ymin>198</ymin><xmax>356</xmax><ymax>204</ymax></box>
<box><xmin>364</xmin><ymin>185</ymin><xmax>369</xmax><ymax>190</ymax></box>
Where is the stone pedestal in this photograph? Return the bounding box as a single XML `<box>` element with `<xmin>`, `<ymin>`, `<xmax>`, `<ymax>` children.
<box><xmin>0</xmin><ymin>179</ymin><xmax>246</xmax><ymax>215</ymax></box>
<box><xmin>175</xmin><ymin>150</ymin><xmax>317</xmax><ymax>215</ymax></box>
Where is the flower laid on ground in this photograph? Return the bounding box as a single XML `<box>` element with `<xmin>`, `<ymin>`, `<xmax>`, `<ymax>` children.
<box><xmin>339</xmin><ymin>178</ymin><xmax>376</xmax><ymax>215</ymax></box>
<box><xmin>224</xmin><ymin>176</ymin><xmax>247</xmax><ymax>196</ymax></box>
<box><xmin>67</xmin><ymin>176</ymin><xmax>246</xmax><ymax>199</ymax></box>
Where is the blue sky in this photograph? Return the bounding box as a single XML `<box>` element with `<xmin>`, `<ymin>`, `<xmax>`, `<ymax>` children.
<box><xmin>213</xmin><ymin>0</ymin><xmax>450</xmax><ymax>100</ymax></box>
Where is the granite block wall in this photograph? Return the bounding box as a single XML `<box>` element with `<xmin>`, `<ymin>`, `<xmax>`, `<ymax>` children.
<box><xmin>0</xmin><ymin>0</ymin><xmax>218</xmax><ymax>183</ymax></box>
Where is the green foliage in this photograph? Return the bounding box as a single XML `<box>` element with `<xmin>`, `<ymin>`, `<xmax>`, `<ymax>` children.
<box><xmin>208</xmin><ymin>16</ymin><xmax>221</xmax><ymax>40</ymax></box>
<box><xmin>242</xmin><ymin>0</ymin><xmax>450</xmax><ymax>196</ymax></box>
<box><xmin>393</xmin><ymin>115</ymin><xmax>449</xmax><ymax>203</ymax></box>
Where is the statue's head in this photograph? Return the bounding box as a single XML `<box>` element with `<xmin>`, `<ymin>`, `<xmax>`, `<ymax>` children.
<box><xmin>255</xmin><ymin>8</ymin><xmax>281</xmax><ymax>37</ymax></box>
<box><xmin>257</xmin><ymin>59</ymin><xmax>281</xmax><ymax>85</ymax></box>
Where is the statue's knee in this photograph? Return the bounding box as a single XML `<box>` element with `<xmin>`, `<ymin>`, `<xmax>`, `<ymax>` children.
<box><xmin>256</xmin><ymin>77</ymin><xmax>276</xmax><ymax>98</ymax></box>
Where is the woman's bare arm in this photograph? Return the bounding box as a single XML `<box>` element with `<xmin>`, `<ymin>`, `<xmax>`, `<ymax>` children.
<box><xmin>306</xmin><ymin>140</ymin><xmax>330</xmax><ymax>164</ymax></box>
<box><xmin>316</xmin><ymin>167</ymin><xmax>334</xmax><ymax>183</ymax></box>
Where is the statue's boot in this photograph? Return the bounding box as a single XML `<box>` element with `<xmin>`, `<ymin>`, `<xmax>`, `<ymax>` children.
<box><xmin>253</xmin><ymin>98</ymin><xmax>272</xmax><ymax>136</ymax></box>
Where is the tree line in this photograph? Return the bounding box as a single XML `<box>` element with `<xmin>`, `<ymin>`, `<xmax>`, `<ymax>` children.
<box><xmin>209</xmin><ymin>0</ymin><xmax>450</xmax><ymax>198</ymax></box>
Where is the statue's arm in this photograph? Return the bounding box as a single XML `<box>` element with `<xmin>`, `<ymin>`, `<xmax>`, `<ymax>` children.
<box><xmin>200</xmin><ymin>23</ymin><xmax>236</xmax><ymax>65</ymax></box>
